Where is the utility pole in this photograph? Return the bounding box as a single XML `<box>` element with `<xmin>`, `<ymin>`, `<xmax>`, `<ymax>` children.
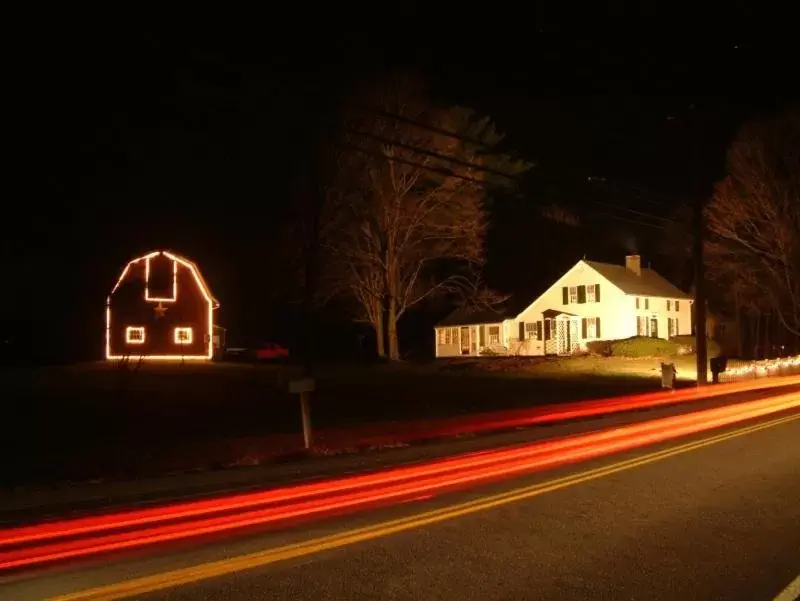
<box><xmin>694</xmin><ymin>194</ymin><xmax>708</xmax><ymax>385</ymax></box>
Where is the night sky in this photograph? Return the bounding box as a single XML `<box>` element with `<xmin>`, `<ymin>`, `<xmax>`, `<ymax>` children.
<box><xmin>7</xmin><ymin>15</ymin><xmax>796</xmax><ymax>364</ymax></box>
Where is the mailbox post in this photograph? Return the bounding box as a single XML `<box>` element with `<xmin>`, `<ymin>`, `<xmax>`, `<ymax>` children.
<box><xmin>289</xmin><ymin>377</ymin><xmax>315</xmax><ymax>449</ymax></box>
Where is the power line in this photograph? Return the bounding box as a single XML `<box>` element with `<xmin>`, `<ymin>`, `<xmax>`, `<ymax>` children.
<box><xmin>345</xmin><ymin>127</ymin><xmax>520</xmax><ymax>181</ymax></box>
<box><xmin>589</xmin><ymin>200</ymin><xmax>685</xmax><ymax>226</ymax></box>
<box><xmin>341</xmin><ymin>142</ymin><xmax>488</xmax><ymax>185</ymax></box>
<box><xmin>582</xmin><ymin>209</ymin><xmax>668</xmax><ymax>231</ymax></box>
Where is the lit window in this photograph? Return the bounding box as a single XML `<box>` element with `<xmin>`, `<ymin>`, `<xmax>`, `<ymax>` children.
<box><xmin>174</xmin><ymin>327</ymin><xmax>193</xmax><ymax>344</ymax></box>
<box><xmin>587</xmin><ymin>284</ymin><xmax>596</xmax><ymax>303</ymax></box>
<box><xmin>586</xmin><ymin>317</ymin><xmax>598</xmax><ymax>339</ymax></box>
<box><xmin>569</xmin><ymin>286</ymin><xmax>578</xmax><ymax>303</ymax></box>
<box><xmin>488</xmin><ymin>326</ymin><xmax>500</xmax><ymax>345</ymax></box>
<box><xmin>125</xmin><ymin>326</ymin><xmax>145</xmax><ymax>344</ymax></box>
<box><xmin>438</xmin><ymin>329</ymin><xmax>446</xmax><ymax>344</ymax></box>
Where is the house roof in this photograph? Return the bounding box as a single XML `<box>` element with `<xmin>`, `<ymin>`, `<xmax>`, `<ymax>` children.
<box><xmin>436</xmin><ymin>297</ymin><xmax>529</xmax><ymax>327</ymax></box>
<box><xmin>437</xmin><ymin>259</ymin><xmax>691</xmax><ymax>328</ymax></box>
<box><xmin>584</xmin><ymin>260</ymin><xmax>692</xmax><ymax>300</ymax></box>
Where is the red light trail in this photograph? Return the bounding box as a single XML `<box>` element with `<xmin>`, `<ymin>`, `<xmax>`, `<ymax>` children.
<box><xmin>1</xmin><ymin>387</ymin><xmax>798</xmax><ymax>571</ymax></box>
<box><xmin>312</xmin><ymin>375</ymin><xmax>800</xmax><ymax>449</ymax></box>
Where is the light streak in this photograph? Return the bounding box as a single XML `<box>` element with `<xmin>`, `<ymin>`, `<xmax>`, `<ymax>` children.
<box><xmin>1</xmin><ymin>389</ymin><xmax>798</xmax><ymax>570</ymax></box>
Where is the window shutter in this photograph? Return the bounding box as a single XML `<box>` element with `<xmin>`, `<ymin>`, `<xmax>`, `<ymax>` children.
<box><xmin>479</xmin><ymin>325</ymin><xmax>485</xmax><ymax>345</ymax></box>
<box><xmin>578</xmin><ymin>285</ymin><xmax>586</xmax><ymax>304</ymax></box>
<box><xmin>581</xmin><ymin>318</ymin><xmax>588</xmax><ymax>339</ymax></box>
<box><xmin>544</xmin><ymin>320</ymin><xmax>551</xmax><ymax>340</ymax></box>
<box><xmin>519</xmin><ymin>321</ymin><xmax>525</xmax><ymax>340</ymax></box>
<box><xmin>595</xmin><ymin>284</ymin><xmax>600</xmax><ymax>302</ymax></box>
<box><xmin>636</xmin><ymin>297</ymin><xmax>640</xmax><ymax>309</ymax></box>
<box><xmin>562</xmin><ymin>287</ymin><xmax>569</xmax><ymax>304</ymax></box>
<box><xmin>537</xmin><ymin>321</ymin><xmax>543</xmax><ymax>341</ymax></box>
<box><xmin>596</xmin><ymin>317</ymin><xmax>601</xmax><ymax>338</ymax></box>
<box><xmin>645</xmin><ymin>298</ymin><xmax>649</xmax><ymax>310</ymax></box>
<box><xmin>676</xmin><ymin>300</ymin><xmax>680</xmax><ymax>311</ymax></box>
<box><xmin>675</xmin><ymin>318</ymin><xmax>679</xmax><ymax>335</ymax></box>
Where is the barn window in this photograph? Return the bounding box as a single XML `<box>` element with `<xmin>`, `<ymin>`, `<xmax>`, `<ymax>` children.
<box><xmin>174</xmin><ymin>327</ymin><xmax>193</xmax><ymax>344</ymax></box>
<box><xmin>125</xmin><ymin>326</ymin><xmax>145</xmax><ymax>344</ymax></box>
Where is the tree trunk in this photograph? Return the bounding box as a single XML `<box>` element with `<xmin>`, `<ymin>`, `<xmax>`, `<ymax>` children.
<box><xmin>374</xmin><ymin>313</ymin><xmax>386</xmax><ymax>358</ymax></box>
<box><xmin>387</xmin><ymin>294</ymin><xmax>400</xmax><ymax>360</ymax></box>
<box><xmin>752</xmin><ymin>312</ymin><xmax>761</xmax><ymax>359</ymax></box>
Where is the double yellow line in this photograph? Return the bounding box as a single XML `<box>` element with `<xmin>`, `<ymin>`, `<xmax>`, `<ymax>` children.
<box><xmin>52</xmin><ymin>410</ymin><xmax>800</xmax><ymax>601</ymax></box>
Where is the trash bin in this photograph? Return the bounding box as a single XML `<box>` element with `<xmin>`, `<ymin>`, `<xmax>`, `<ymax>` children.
<box><xmin>709</xmin><ymin>356</ymin><xmax>728</xmax><ymax>383</ymax></box>
<box><xmin>660</xmin><ymin>362</ymin><xmax>677</xmax><ymax>390</ymax></box>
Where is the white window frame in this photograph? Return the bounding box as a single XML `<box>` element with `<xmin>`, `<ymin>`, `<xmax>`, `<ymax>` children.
<box><xmin>125</xmin><ymin>326</ymin><xmax>145</xmax><ymax>344</ymax></box>
<box><xmin>586</xmin><ymin>284</ymin><xmax>596</xmax><ymax>303</ymax></box>
<box><xmin>525</xmin><ymin>322</ymin><xmax>537</xmax><ymax>340</ymax></box>
<box><xmin>174</xmin><ymin>327</ymin><xmax>193</xmax><ymax>344</ymax></box>
<box><xmin>586</xmin><ymin>317</ymin><xmax>598</xmax><ymax>340</ymax></box>
<box><xmin>488</xmin><ymin>326</ymin><xmax>500</xmax><ymax>345</ymax></box>
<box><xmin>569</xmin><ymin>286</ymin><xmax>578</xmax><ymax>304</ymax></box>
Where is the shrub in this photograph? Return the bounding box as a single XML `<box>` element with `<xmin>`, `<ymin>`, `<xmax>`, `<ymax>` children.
<box><xmin>586</xmin><ymin>340</ymin><xmax>612</xmax><ymax>356</ymax></box>
<box><xmin>609</xmin><ymin>336</ymin><xmax>683</xmax><ymax>357</ymax></box>
<box><xmin>670</xmin><ymin>335</ymin><xmax>721</xmax><ymax>358</ymax></box>
<box><xmin>587</xmin><ymin>335</ymin><xmax>721</xmax><ymax>358</ymax></box>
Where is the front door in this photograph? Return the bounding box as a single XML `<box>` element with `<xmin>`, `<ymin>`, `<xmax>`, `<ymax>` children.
<box><xmin>569</xmin><ymin>318</ymin><xmax>580</xmax><ymax>352</ymax></box>
<box><xmin>460</xmin><ymin>326</ymin><xmax>471</xmax><ymax>355</ymax></box>
<box><xmin>650</xmin><ymin>317</ymin><xmax>659</xmax><ymax>338</ymax></box>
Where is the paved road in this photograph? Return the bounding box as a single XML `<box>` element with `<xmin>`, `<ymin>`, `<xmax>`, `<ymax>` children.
<box><xmin>3</xmin><ymin>408</ymin><xmax>800</xmax><ymax>600</ymax></box>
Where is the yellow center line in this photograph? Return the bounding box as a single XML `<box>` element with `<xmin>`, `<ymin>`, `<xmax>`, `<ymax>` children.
<box><xmin>51</xmin><ymin>410</ymin><xmax>800</xmax><ymax>601</ymax></box>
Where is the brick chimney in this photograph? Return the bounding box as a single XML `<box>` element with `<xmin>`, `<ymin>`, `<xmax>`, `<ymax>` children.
<box><xmin>626</xmin><ymin>254</ymin><xmax>641</xmax><ymax>276</ymax></box>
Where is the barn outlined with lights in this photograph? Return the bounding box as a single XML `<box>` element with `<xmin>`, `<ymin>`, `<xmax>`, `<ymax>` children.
<box><xmin>105</xmin><ymin>251</ymin><xmax>220</xmax><ymax>360</ymax></box>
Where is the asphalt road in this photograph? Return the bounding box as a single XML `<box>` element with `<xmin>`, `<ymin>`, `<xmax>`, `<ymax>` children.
<box><xmin>3</xmin><ymin>407</ymin><xmax>799</xmax><ymax>601</ymax></box>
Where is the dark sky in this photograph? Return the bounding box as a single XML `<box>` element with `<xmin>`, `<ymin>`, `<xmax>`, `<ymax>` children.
<box><xmin>8</xmin><ymin>15</ymin><xmax>796</xmax><ymax>362</ymax></box>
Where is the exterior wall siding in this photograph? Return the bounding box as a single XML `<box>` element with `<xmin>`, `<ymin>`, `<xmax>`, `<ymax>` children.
<box><xmin>514</xmin><ymin>261</ymin><xmax>627</xmax><ymax>355</ymax></box>
<box><xmin>435</xmin><ymin>260</ymin><xmax>695</xmax><ymax>359</ymax></box>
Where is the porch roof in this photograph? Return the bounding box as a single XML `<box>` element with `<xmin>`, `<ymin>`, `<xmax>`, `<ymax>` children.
<box><xmin>542</xmin><ymin>309</ymin><xmax>577</xmax><ymax>318</ymax></box>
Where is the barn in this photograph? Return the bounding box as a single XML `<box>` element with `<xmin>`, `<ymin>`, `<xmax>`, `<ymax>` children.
<box><xmin>105</xmin><ymin>250</ymin><xmax>220</xmax><ymax>360</ymax></box>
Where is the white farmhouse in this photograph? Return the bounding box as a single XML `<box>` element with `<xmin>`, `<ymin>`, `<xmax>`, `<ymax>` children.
<box><xmin>435</xmin><ymin>255</ymin><xmax>693</xmax><ymax>357</ymax></box>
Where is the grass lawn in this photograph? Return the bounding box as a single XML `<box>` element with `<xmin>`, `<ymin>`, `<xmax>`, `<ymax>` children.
<box><xmin>0</xmin><ymin>354</ymin><xmax>705</xmax><ymax>489</ymax></box>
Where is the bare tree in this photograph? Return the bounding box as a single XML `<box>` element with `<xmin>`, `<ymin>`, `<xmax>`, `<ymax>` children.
<box><xmin>705</xmin><ymin>109</ymin><xmax>800</xmax><ymax>338</ymax></box>
<box><xmin>323</xmin><ymin>72</ymin><xmax>529</xmax><ymax>359</ymax></box>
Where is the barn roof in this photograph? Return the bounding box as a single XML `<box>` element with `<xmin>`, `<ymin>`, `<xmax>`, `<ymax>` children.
<box><xmin>111</xmin><ymin>250</ymin><xmax>220</xmax><ymax>308</ymax></box>
<box><xmin>163</xmin><ymin>251</ymin><xmax>220</xmax><ymax>308</ymax></box>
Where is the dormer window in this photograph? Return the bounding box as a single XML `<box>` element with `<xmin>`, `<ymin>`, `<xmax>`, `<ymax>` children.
<box><xmin>174</xmin><ymin>327</ymin><xmax>193</xmax><ymax>344</ymax></box>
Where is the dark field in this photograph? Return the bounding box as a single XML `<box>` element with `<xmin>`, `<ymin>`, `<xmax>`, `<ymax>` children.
<box><xmin>1</xmin><ymin>359</ymin><xmax>669</xmax><ymax>489</ymax></box>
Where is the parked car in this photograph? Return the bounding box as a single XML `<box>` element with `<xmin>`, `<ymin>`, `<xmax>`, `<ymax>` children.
<box><xmin>255</xmin><ymin>342</ymin><xmax>289</xmax><ymax>361</ymax></box>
